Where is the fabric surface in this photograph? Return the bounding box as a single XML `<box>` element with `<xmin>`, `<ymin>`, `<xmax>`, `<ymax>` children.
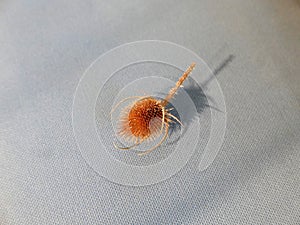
<box><xmin>1</xmin><ymin>0</ymin><xmax>300</xmax><ymax>224</ymax></box>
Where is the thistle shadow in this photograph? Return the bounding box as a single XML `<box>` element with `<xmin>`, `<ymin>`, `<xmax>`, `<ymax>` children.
<box><xmin>165</xmin><ymin>54</ymin><xmax>235</xmax><ymax>143</ymax></box>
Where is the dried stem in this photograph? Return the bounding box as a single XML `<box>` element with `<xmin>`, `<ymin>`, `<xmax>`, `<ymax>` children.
<box><xmin>161</xmin><ymin>62</ymin><xmax>196</xmax><ymax>107</ymax></box>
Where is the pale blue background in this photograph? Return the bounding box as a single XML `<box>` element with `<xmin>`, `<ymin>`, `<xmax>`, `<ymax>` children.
<box><xmin>1</xmin><ymin>0</ymin><xmax>299</xmax><ymax>224</ymax></box>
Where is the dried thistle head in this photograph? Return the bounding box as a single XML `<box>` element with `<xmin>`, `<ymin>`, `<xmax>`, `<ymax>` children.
<box><xmin>111</xmin><ymin>63</ymin><xmax>196</xmax><ymax>156</ymax></box>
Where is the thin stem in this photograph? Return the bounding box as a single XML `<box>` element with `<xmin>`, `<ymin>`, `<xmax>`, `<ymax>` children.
<box><xmin>161</xmin><ymin>62</ymin><xmax>196</xmax><ymax>107</ymax></box>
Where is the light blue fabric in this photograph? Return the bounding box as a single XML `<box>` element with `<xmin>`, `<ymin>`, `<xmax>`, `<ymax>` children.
<box><xmin>1</xmin><ymin>0</ymin><xmax>299</xmax><ymax>224</ymax></box>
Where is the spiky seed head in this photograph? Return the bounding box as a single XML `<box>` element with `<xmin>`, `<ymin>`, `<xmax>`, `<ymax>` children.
<box><xmin>118</xmin><ymin>97</ymin><xmax>164</xmax><ymax>141</ymax></box>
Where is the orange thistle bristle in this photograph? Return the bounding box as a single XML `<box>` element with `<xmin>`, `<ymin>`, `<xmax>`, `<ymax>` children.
<box><xmin>120</xmin><ymin>97</ymin><xmax>163</xmax><ymax>139</ymax></box>
<box><xmin>111</xmin><ymin>63</ymin><xmax>196</xmax><ymax>155</ymax></box>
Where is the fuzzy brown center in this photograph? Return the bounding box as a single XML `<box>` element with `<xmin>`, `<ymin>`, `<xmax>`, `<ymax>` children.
<box><xmin>128</xmin><ymin>98</ymin><xmax>163</xmax><ymax>139</ymax></box>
